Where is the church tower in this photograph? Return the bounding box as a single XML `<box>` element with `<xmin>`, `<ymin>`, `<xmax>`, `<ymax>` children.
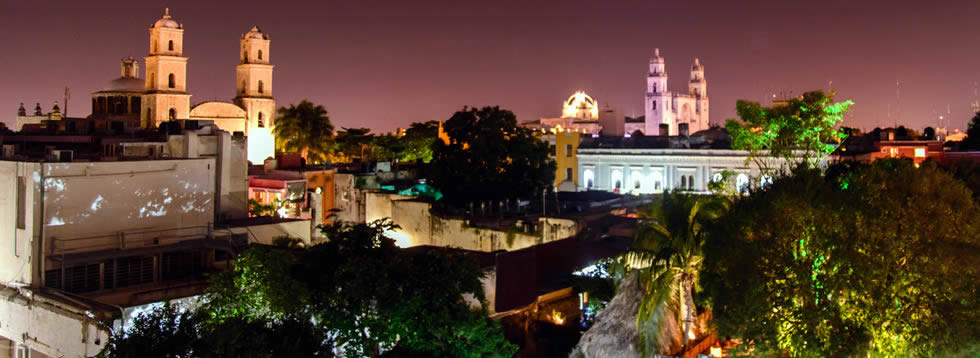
<box><xmin>645</xmin><ymin>48</ymin><xmax>673</xmax><ymax>135</ymax></box>
<box><xmin>688</xmin><ymin>58</ymin><xmax>709</xmax><ymax>132</ymax></box>
<box><xmin>142</xmin><ymin>8</ymin><xmax>191</xmax><ymax>128</ymax></box>
<box><xmin>234</xmin><ymin>26</ymin><xmax>275</xmax><ymax>163</ymax></box>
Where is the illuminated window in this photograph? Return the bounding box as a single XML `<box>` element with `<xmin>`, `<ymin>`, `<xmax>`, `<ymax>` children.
<box><xmin>565</xmin><ymin>144</ymin><xmax>572</xmax><ymax>157</ymax></box>
<box><xmin>611</xmin><ymin>169</ymin><xmax>623</xmax><ymax>190</ymax></box>
<box><xmin>712</xmin><ymin>172</ymin><xmax>723</xmax><ymax>183</ymax></box>
<box><xmin>889</xmin><ymin>147</ymin><xmax>899</xmax><ymax>157</ymax></box>
<box><xmin>168</xmin><ymin>40</ymin><xmax>174</xmax><ymax>51</ymax></box>
<box><xmin>761</xmin><ymin>175</ymin><xmax>773</xmax><ymax>188</ymax></box>
<box><xmin>584</xmin><ymin>169</ymin><xmax>595</xmax><ymax>188</ymax></box>
<box><xmin>168</xmin><ymin>74</ymin><xmax>175</xmax><ymax>89</ymax></box>
<box><xmin>914</xmin><ymin>148</ymin><xmax>926</xmax><ymax>158</ymax></box>
<box><xmin>736</xmin><ymin>174</ymin><xmax>749</xmax><ymax>193</ymax></box>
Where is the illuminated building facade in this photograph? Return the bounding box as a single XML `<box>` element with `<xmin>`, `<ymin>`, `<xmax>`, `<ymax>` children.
<box><xmin>632</xmin><ymin>48</ymin><xmax>710</xmax><ymax>136</ymax></box>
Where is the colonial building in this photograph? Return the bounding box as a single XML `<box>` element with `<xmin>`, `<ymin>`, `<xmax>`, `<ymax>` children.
<box><xmin>15</xmin><ymin>9</ymin><xmax>276</xmax><ymax>163</ymax></box>
<box><xmin>576</xmin><ymin>131</ymin><xmax>781</xmax><ymax>194</ymax></box>
<box><xmin>632</xmin><ymin>48</ymin><xmax>710</xmax><ymax>136</ymax></box>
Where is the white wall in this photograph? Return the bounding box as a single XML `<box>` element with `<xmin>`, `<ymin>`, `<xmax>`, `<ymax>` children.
<box><xmin>0</xmin><ymin>289</ymin><xmax>110</xmax><ymax>358</ymax></box>
<box><xmin>41</xmin><ymin>159</ymin><xmax>215</xmax><ymax>261</ymax></box>
<box><xmin>0</xmin><ymin>161</ymin><xmax>41</xmax><ymax>286</ymax></box>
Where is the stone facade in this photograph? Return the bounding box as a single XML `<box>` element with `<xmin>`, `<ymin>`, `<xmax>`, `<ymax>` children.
<box><xmin>640</xmin><ymin>48</ymin><xmax>709</xmax><ymax>136</ymax></box>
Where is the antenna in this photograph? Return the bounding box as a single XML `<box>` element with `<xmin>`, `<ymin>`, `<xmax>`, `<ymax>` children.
<box><xmin>63</xmin><ymin>87</ymin><xmax>71</xmax><ymax>117</ymax></box>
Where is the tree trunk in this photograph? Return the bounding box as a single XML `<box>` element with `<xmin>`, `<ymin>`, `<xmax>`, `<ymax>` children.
<box><xmin>681</xmin><ymin>276</ymin><xmax>697</xmax><ymax>349</ymax></box>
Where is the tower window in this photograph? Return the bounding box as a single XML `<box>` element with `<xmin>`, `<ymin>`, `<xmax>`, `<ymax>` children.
<box><xmin>169</xmin><ymin>108</ymin><xmax>176</xmax><ymax>121</ymax></box>
<box><xmin>152</xmin><ymin>40</ymin><xmax>158</xmax><ymax>53</ymax></box>
<box><xmin>258</xmin><ymin>113</ymin><xmax>265</xmax><ymax>128</ymax></box>
<box><xmin>565</xmin><ymin>144</ymin><xmax>572</xmax><ymax>157</ymax></box>
<box><xmin>241</xmin><ymin>80</ymin><xmax>246</xmax><ymax>94</ymax></box>
<box><xmin>653</xmin><ymin>83</ymin><xmax>657</xmax><ymax>93</ymax></box>
<box><xmin>168</xmin><ymin>40</ymin><xmax>174</xmax><ymax>51</ymax></box>
<box><xmin>258</xmin><ymin>80</ymin><xmax>264</xmax><ymax>94</ymax></box>
<box><xmin>258</xmin><ymin>49</ymin><xmax>263</xmax><ymax>60</ymax></box>
<box><xmin>652</xmin><ymin>101</ymin><xmax>656</xmax><ymax>110</ymax></box>
<box><xmin>168</xmin><ymin>74</ymin><xmax>175</xmax><ymax>89</ymax></box>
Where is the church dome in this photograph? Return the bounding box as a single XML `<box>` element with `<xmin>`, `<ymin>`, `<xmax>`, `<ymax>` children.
<box><xmin>152</xmin><ymin>8</ymin><xmax>180</xmax><ymax>29</ymax></box>
<box><xmin>100</xmin><ymin>77</ymin><xmax>145</xmax><ymax>93</ymax></box>
<box><xmin>244</xmin><ymin>26</ymin><xmax>268</xmax><ymax>40</ymax></box>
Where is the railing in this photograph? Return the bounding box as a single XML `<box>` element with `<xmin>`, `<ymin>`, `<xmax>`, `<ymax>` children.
<box><xmin>49</xmin><ymin>225</ymin><xmax>216</xmax><ymax>257</ymax></box>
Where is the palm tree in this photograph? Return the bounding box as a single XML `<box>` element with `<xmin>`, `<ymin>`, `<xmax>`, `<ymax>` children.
<box><xmin>624</xmin><ymin>191</ymin><xmax>727</xmax><ymax>354</ymax></box>
<box><xmin>273</xmin><ymin>100</ymin><xmax>334</xmax><ymax>164</ymax></box>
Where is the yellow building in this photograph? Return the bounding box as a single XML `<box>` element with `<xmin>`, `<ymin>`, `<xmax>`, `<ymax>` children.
<box><xmin>542</xmin><ymin>129</ymin><xmax>581</xmax><ymax>190</ymax></box>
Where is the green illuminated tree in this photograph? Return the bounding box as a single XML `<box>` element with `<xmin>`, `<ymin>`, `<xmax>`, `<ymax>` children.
<box><xmin>332</xmin><ymin>127</ymin><xmax>374</xmax><ymax>163</ymax></box>
<box><xmin>701</xmin><ymin>160</ymin><xmax>980</xmax><ymax>357</ymax></box>
<box><xmin>622</xmin><ymin>192</ymin><xmax>728</xmax><ymax>354</ymax></box>
<box><xmin>204</xmin><ymin>220</ymin><xmax>516</xmax><ymax>357</ymax></box>
<box><xmin>725</xmin><ymin>91</ymin><xmax>852</xmax><ymax>172</ymax></box>
<box><xmin>274</xmin><ymin>99</ymin><xmax>335</xmax><ymax>164</ymax></box>
<box><xmin>429</xmin><ymin>106</ymin><xmax>555</xmax><ymax>207</ymax></box>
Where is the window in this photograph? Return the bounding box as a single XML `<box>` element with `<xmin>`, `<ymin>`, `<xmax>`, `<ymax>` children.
<box><xmin>611</xmin><ymin>169</ymin><xmax>623</xmax><ymax>191</ymax></box>
<box><xmin>565</xmin><ymin>144</ymin><xmax>572</xmax><ymax>157</ymax></box>
<box><xmin>150</xmin><ymin>73</ymin><xmax>156</xmax><ymax>88</ymax></box>
<box><xmin>241</xmin><ymin>80</ymin><xmax>246</xmax><ymax>94</ymax></box>
<box><xmin>168</xmin><ymin>73</ymin><xmax>175</xmax><ymax>89</ymax></box>
<box><xmin>712</xmin><ymin>172</ymin><xmax>723</xmax><ymax>183</ymax></box>
<box><xmin>168</xmin><ymin>108</ymin><xmax>176</xmax><ymax>120</ymax></box>
<box><xmin>653</xmin><ymin>83</ymin><xmax>658</xmax><ymax>93</ymax></box>
<box><xmin>680</xmin><ymin>176</ymin><xmax>687</xmax><ymax>189</ymax></box>
<box><xmin>914</xmin><ymin>148</ymin><xmax>926</xmax><ymax>158</ymax></box>
<box><xmin>652</xmin><ymin>101</ymin><xmax>656</xmax><ymax>110</ymax></box>
<box><xmin>889</xmin><ymin>147</ymin><xmax>899</xmax><ymax>157</ymax></box>
<box><xmin>760</xmin><ymin>175</ymin><xmax>773</xmax><ymax>189</ymax></box>
<box><xmin>584</xmin><ymin>169</ymin><xmax>595</xmax><ymax>188</ymax></box>
<box><xmin>258</xmin><ymin>113</ymin><xmax>265</xmax><ymax>128</ymax></box>
<box><xmin>258</xmin><ymin>49</ymin><xmax>263</xmax><ymax>60</ymax></box>
<box><xmin>168</xmin><ymin>40</ymin><xmax>174</xmax><ymax>51</ymax></box>
<box><xmin>565</xmin><ymin>167</ymin><xmax>573</xmax><ymax>181</ymax></box>
<box><xmin>152</xmin><ymin>40</ymin><xmax>158</xmax><ymax>53</ymax></box>
<box><xmin>688</xmin><ymin>175</ymin><xmax>695</xmax><ymax>190</ymax></box>
<box><xmin>258</xmin><ymin>80</ymin><xmax>264</xmax><ymax>94</ymax></box>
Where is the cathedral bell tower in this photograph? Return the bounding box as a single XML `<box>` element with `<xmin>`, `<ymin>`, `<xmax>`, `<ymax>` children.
<box><xmin>688</xmin><ymin>58</ymin><xmax>709</xmax><ymax>132</ymax></box>
<box><xmin>645</xmin><ymin>48</ymin><xmax>672</xmax><ymax>135</ymax></box>
<box><xmin>142</xmin><ymin>8</ymin><xmax>191</xmax><ymax>128</ymax></box>
<box><xmin>235</xmin><ymin>26</ymin><xmax>276</xmax><ymax>163</ymax></box>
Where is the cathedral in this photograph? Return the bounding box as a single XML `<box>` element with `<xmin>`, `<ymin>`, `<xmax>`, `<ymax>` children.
<box><xmin>89</xmin><ymin>9</ymin><xmax>275</xmax><ymax>163</ymax></box>
<box><xmin>629</xmin><ymin>48</ymin><xmax>710</xmax><ymax>136</ymax></box>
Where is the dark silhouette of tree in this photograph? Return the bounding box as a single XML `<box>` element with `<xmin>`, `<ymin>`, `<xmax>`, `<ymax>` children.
<box><xmin>429</xmin><ymin>106</ymin><xmax>555</xmax><ymax>207</ymax></box>
<box><xmin>273</xmin><ymin>100</ymin><xmax>335</xmax><ymax>164</ymax></box>
<box><xmin>964</xmin><ymin>112</ymin><xmax>980</xmax><ymax>150</ymax></box>
<box><xmin>923</xmin><ymin>126</ymin><xmax>936</xmax><ymax>139</ymax></box>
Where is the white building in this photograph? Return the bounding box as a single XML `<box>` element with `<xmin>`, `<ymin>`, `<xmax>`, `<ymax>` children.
<box><xmin>628</xmin><ymin>48</ymin><xmax>710</xmax><ymax>136</ymax></box>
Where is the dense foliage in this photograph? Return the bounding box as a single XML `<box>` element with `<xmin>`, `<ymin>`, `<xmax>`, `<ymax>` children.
<box><xmin>963</xmin><ymin>111</ymin><xmax>980</xmax><ymax>150</ymax></box>
<box><xmin>701</xmin><ymin>160</ymin><xmax>980</xmax><ymax>356</ymax></box>
<box><xmin>273</xmin><ymin>99</ymin><xmax>335</xmax><ymax>164</ymax></box>
<box><xmin>100</xmin><ymin>220</ymin><xmax>516</xmax><ymax>357</ymax></box>
<box><xmin>725</xmin><ymin>91</ymin><xmax>852</xmax><ymax>171</ymax></box>
<box><xmin>428</xmin><ymin>106</ymin><xmax>555</xmax><ymax>207</ymax></box>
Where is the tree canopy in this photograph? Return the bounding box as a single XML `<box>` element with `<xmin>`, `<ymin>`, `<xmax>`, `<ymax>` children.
<box><xmin>100</xmin><ymin>220</ymin><xmax>516</xmax><ymax>357</ymax></box>
<box><xmin>963</xmin><ymin>111</ymin><xmax>980</xmax><ymax>150</ymax></box>
<box><xmin>273</xmin><ymin>99</ymin><xmax>335</xmax><ymax>164</ymax></box>
<box><xmin>428</xmin><ymin>106</ymin><xmax>555</xmax><ymax>207</ymax></box>
<box><xmin>701</xmin><ymin>159</ymin><xmax>980</xmax><ymax>356</ymax></box>
<box><xmin>725</xmin><ymin>91</ymin><xmax>852</xmax><ymax>172</ymax></box>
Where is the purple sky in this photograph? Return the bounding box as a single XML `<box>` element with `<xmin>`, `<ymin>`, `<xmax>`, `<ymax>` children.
<box><xmin>2</xmin><ymin>0</ymin><xmax>979</xmax><ymax>133</ymax></box>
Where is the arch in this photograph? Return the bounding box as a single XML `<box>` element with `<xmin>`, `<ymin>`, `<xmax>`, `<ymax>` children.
<box><xmin>760</xmin><ymin>175</ymin><xmax>773</xmax><ymax>189</ymax></box>
<box><xmin>712</xmin><ymin>172</ymin><xmax>723</xmax><ymax>183</ymax></box>
<box><xmin>611</xmin><ymin>169</ymin><xmax>623</xmax><ymax>192</ymax></box>
<box><xmin>688</xmin><ymin>175</ymin><xmax>695</xmax><ymax>190</ymax></box>
<box><xmin>632</xmin><ymin>170</ymin><xmax>644</xmax><ymax>191</ymax></box>
<box><xmin>258</xmin><ymin>80</ymin><xmax>264</xmax><ymax>94</ymax></box>
<box><xmin>583</xmin><ymin>169</ymin><xmax>595</xmax><ymax>188</ymax></box>
<box><xmin>168</xmin><ymin>108</ymin><xmax>176</xmax><ymax>121</ymax></box>
<box><xmin>736</xmin><ymin>174</ymin><xmax>749</xmax><ymax>193</ymax></box>
<box><xmin>168</xmin><ymin>73</ymin><xmax>175</xmax><ymax>89</ymax></box>
<box><xmin>257</xmin><ymin>112</ymin><xmax>265</xmax><ymax>128</ymax></box>
<box><xmin>168</xmin><ymin>40</ymin><xmax>174</xmax><ymax>51</ymax></box>
<box><xmin>258</xmin><ymin>49</ymin><xmax>263</xmax><ymax>60</ymax></box>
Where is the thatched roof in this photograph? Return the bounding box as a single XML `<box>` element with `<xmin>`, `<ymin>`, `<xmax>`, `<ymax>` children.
<box><xmin>569</xmin><ymin>273</ymin><xmax>683</xmax><ymax>358</ymax></box>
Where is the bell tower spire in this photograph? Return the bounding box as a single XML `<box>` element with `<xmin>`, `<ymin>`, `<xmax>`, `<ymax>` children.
<box><xmin>235</xmin><ymin>26</ymin><xmax>275</xmax><ymax>162</ymax></box>
<box><xmin>141</xmin><ymin>8</ymin><xmax>190</xmax><ymax>128</ymax></box>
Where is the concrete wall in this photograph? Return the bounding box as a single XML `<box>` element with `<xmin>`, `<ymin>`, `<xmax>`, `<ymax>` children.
<box><xmin>0</xmin><ymin>289</ymin><xmax>110</xmax><ymax>358</ymax></box>
<box><xmin>379</xmin><ymin>195</ymin><xmax>578</xmax><ymax>252</ymax></box>
<box><xmin>0</xmin><ymin>161</ymin><xmax>41</xmax><ymax>286</ymax></box>
<box><xmin>41</xmin><ymin>159</ymin><xmax>215</xmax><ymax>267</ymax></box>
<box><xmin>227</xmin><ymin>219</ymin><xmax>312</xmax><ymax>245</ymax></box>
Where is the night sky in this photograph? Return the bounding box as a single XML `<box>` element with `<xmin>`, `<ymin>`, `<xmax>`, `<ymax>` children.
<box><xmin>2</xmin><ymin>0</ymin><xmax>978</xmax><ymax>133</ymax></box>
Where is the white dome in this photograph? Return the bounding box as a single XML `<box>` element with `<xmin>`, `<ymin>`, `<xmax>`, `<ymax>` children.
<box><xmin>153</xmin><ymin>8</ymin><xmax>180</xmax><ymax>29</ymax></box>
